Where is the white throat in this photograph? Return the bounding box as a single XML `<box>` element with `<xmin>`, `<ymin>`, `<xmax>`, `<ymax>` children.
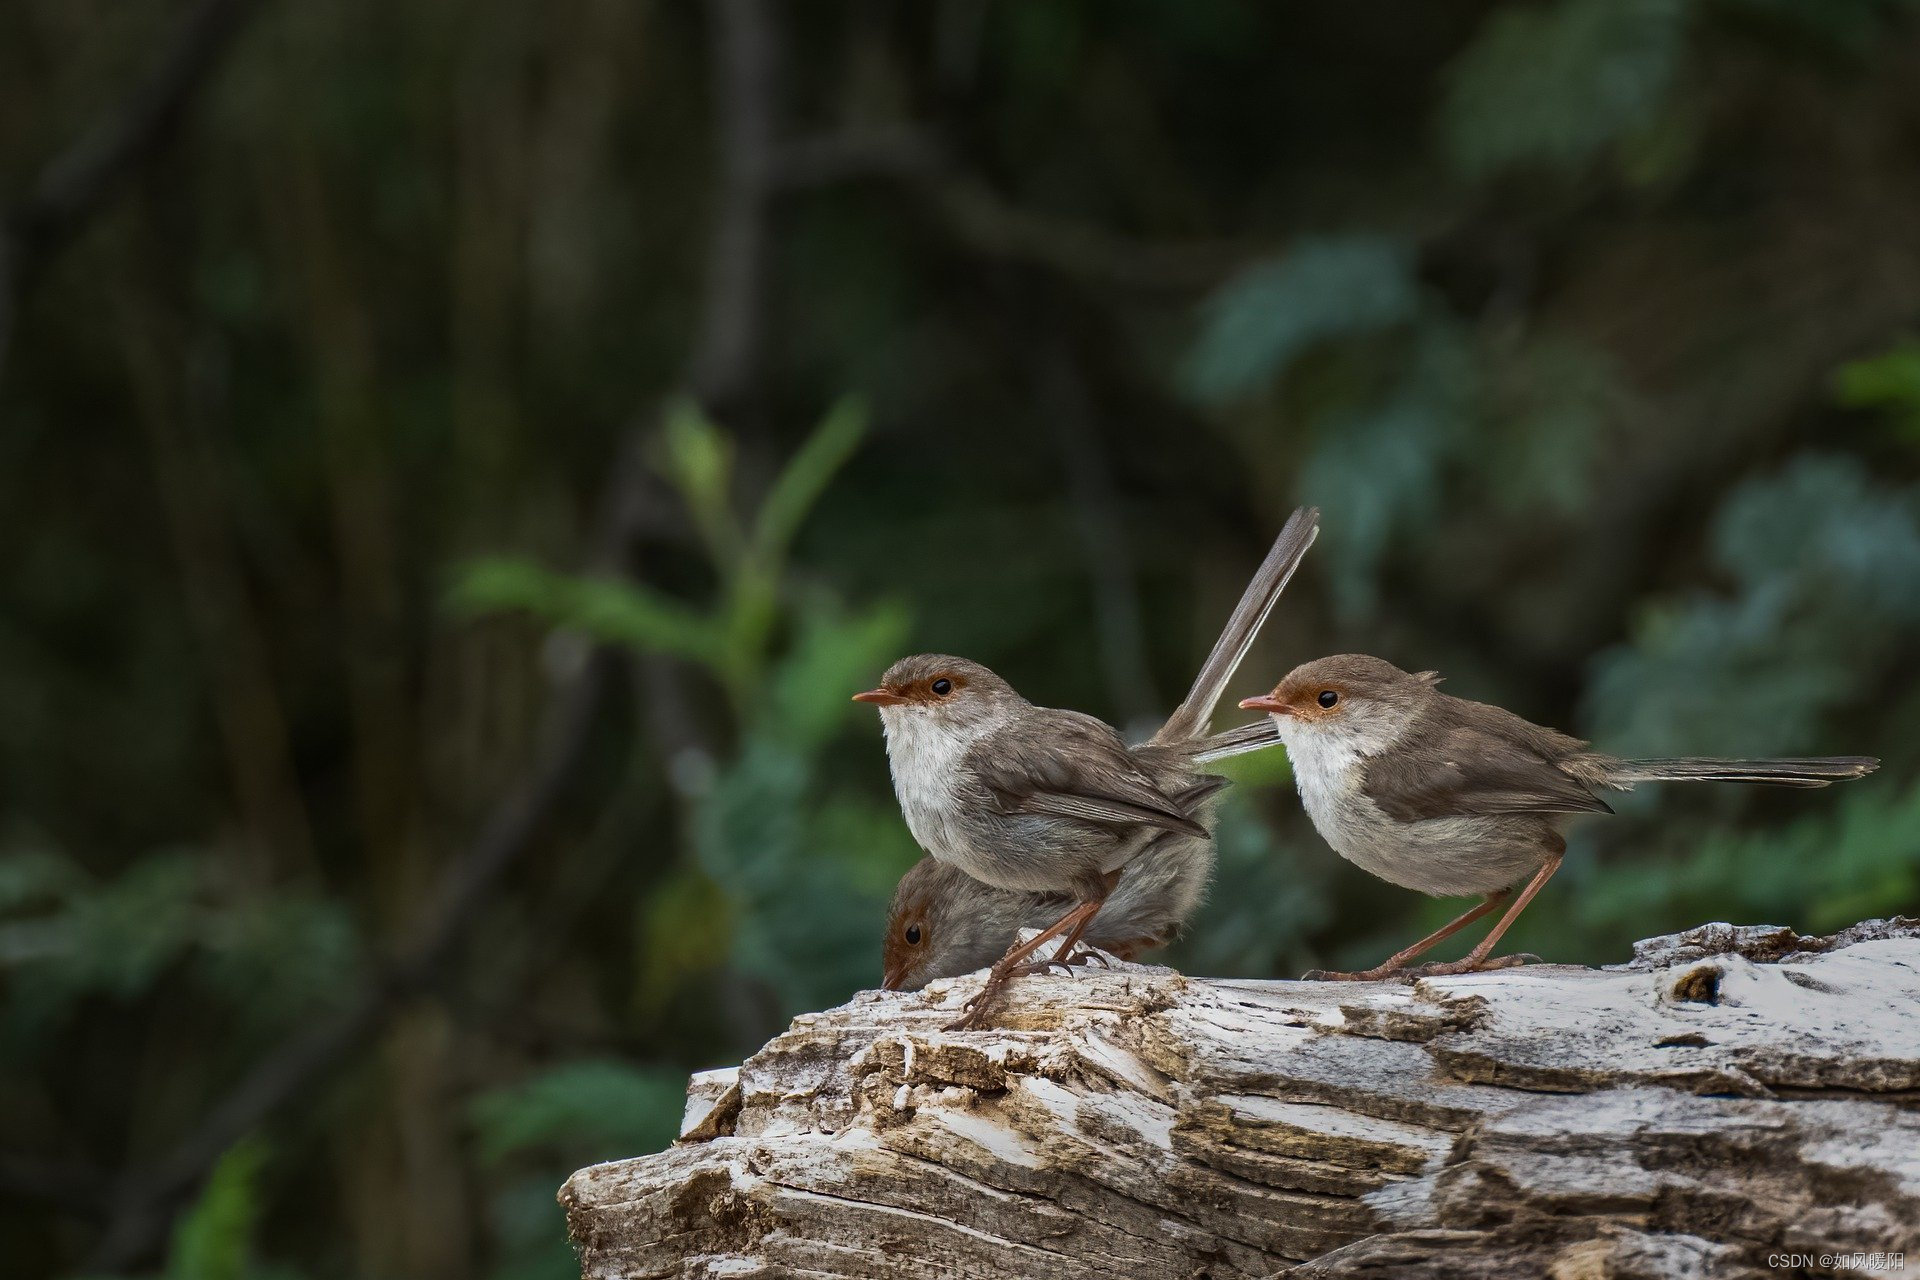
<box><xmin>1271</xmin><ymin>711</ymin><xmax>1404</xmax><ymax>838</ymax></box>
<box><xmin>877</xmin><ymin>706</ymin><xmax>1003</xmax><ymax>857</ymax></box>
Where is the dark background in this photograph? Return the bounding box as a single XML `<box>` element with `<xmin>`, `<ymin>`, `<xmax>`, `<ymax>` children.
<box><xmin>4</xmin><ymin>2</ymin><xmax>1918</xmax><ymax>1277</ymax></box>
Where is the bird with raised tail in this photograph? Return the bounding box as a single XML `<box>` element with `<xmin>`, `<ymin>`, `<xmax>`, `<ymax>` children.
<box><xmin>856</xmin><ymin>507</ymin><xmax>1318</xmax><ymax>1027</ymax></box>
<box><xmin>1239</xmin><ymin>654</ymin><xmax>1878</xmax><ymax>980</ymax></box>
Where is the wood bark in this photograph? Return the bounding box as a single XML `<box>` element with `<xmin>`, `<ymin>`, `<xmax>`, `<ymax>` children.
<box><xmin>561</xmin><ymin>919</ymin><xmax>1920</xmax><ymax>1278</ymax></box>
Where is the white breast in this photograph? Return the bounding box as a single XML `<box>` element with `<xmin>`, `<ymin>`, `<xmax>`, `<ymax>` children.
<box><xmin>1277</xmin><ymin>715</ymin><xmax>1548</xmax><ymax>898</ymax></box>
<box><xmin>1277</xmin><ymin>716</ymin><xmax>1432</xmax><ymax>888</ymax></box>
<box><xmin>1280</xmin><ymin>721</ymin><xmax>1370</xmax><ymax>839</ymax></box>
<box><xmin>880</xmin><ymin>711</ymin><xmax>991</xmax><ymax>860</ymax></box>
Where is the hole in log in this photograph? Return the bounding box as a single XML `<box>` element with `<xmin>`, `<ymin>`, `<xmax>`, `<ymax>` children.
<box><xmin>1671</xmin><ymin>965</ymin><xmax>1722</xmax><ymax>1004</ymax></box>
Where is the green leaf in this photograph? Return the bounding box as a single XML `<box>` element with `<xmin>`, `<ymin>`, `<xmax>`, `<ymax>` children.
<box><xmin>446</xmin><ymin>557</ymin><xmax>720</xmax><ymax>664</ymax></box>
<box><xmin>1584</xmin><ymin>457</ymin><xmax>1920</xmax><ymax>756</ymax></box>
<box><xmin>1296</xmin><ymin>324</ymin><xmax>1477</xmax><ymax>615</ymax></box>
<box><xmin>1836</xmin><ymin>338</ymin><xmax>1920</xmax><ymax>406</ymax></box>
<box><xmin>68</xmin><ymin>852</ymin><xmax>206</xmax><ymax>999</ymax></box>
<box><xmin>1486</xmin><ymin>338</ymin><xmax>1621</xmax><ymax>513</ymax></box>
<box><xmin>469</xmin><ymin>1061</ymin><xmax>685</xmax><ymax>1166</ymax></box>
<box><xmin>1182</xmin><ymin>235</ymin><xmax>1422</xmax><ymax>403</ymax></box>
<box><xmin>1835</xmin><ymin>337</ymin><xmax>1920</xmax><ymax>444</ymax></box>
<box><xmin>1710</xmin><ymin>455</ymin><xmax>1920</xmax><ymax>615</ymax></box>
<box><xmin>661</xmin><ymin>399</ymin><xmax>744</xmax><ymax>567</ymax></box>
<box><xmin>714</xmin><ymin>563</ymin><xmax>779</xmax><ymax>703</ymax></box>
<box><xmin>1442</xmin><ymin>0</ymin><xmax>1690</xmax><ymax>180</ymax></box>
<box><xmin>750</xmin><ymin>398</ymin><xmax>869</xmax><ymax>570</ymax></box>
<box><xmin>689</xmin><ymin>733</ymin><xmax>892</xmax><ymax>1013</ymax></box>
<box><xmin>199</xmin><ymin>895</ymin><xmax>362</xmax><ymax>1036</ymax></box>
<box><xmin>764</xmin><ymin>596</ymin><xmax>911</xmax><ymax>751</ymax></box>
<box><xmin>1571</xmin><ymin>781</ymin><xmax>1920</xmax><ymax>942</ymax></box>
<box><xmin>166</xmin><ymin>1138</ymin><xmax>268</xmax><ymax>1280</ymax></box>
<box><xmin>0</xmin><ymin>846</ymin><xmax>87</xmax><ymax>915</ymax></box>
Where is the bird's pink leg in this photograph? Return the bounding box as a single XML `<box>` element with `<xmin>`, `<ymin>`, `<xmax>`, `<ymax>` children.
<box><xmin>1407</xmin><ymin>854</ymin><xmax>1562</xmax><ymax>978</ymax></box>
<box><xmin>1305</xmin><ymin>888</ymin><xmax>1513</xmax><ymax>982</ymax></box>
<box><xmin>1021</xmin><ymin>871</ymin><xmax>1123</xmax><ymax>976</ymax></box>
<box><xmin>946</xmin><ymin>871</ymin><xmax>1120</xmax><ymax>1031</ymax></box>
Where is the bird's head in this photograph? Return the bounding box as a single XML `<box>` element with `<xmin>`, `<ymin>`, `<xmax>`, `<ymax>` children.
<box><xmin>853</xmin><ymin>654</ymin><xmax>1022</xmax><ymax>734</ymax></box>
<box><xmin>1238</xmin><ymin>654</ymin><xmax>1439</xmax><ymax>751</ymax></box>
<box><xmin>880</xmin><ymin>858</ymin><xmax>1020</xmax><ymax>991</ymax></box>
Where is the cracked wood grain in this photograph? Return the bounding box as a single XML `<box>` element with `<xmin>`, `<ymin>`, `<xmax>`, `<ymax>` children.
<box><xmin>562</xmin><ymin>918</ymin><xmax>1920</xmax><ymax>1278</ymax></box>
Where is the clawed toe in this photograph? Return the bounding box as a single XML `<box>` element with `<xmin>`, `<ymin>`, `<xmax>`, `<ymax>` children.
<box><xmin>1405</xmin><ymin>952</ymin><xmax>1541</xmax><ymax>978</ymax></box>
<box><xmin>944</xmin><ymin>990</ymin><xmax>998</xmax><ymax>1031</ymax></box>
<box><xmin>943</xmin><ymin>1005</ymin><xmax>990</xmax><ymax>1032</ymax></box>
<box><xmin>1010</xmin><ymin>958</ymin><xmax>1075</xmax><ymax>979</ymax></box>
<box><xmin>944</xmin><ymin>969</ymin><xmax>1017</xmax><ymax>1030</ymax></box>
<box><xmin>1019</xmin><ymin>945</ymin><xmax>1111</xmax><ymax>976</ymax></box>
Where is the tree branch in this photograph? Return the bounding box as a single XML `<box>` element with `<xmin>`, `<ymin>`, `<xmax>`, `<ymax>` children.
<box><xmin>0</xmin><ymin>0</ymin><xmax>265</xmax><ymax>380</ymax></box>
<box><xmin>563</xmin><ymin>918</ymin><xmax>1920</xmax><ymax>1278</ymax></box>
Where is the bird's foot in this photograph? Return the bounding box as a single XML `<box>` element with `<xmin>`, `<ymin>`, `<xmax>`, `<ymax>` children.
<box><xmin>1403</xmin><ymin>953</ymin><xmax>1541</xmax><ymax>978</ymax></box>
<box><xmin>1008</xmin><ymin>958</ymin><xmax>1075</xmax><ymax>979</ymax></box>
<box><xmin>944</xmin><ymin>966</ymin><xmax>1019</xmax><ymax>1030</ymax></box>
<box><xmin>943</xmin><ymin>998</ymin><xmax>994</xmax><ymax>1032</ymax></box>
<box><xmin>1013</xmin><ymin>944</ymin><xmax>1111</xmax><ymax>977</ymax></box>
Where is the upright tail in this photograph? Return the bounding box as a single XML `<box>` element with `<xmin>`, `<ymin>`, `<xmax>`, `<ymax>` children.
<box><xmin>1151</xmin><ymin>506</ymin><xmax>1319</xmax><ymax>747</ymax></box>
<box><xmin>1606</xmin><ymin>756</ymin><xmax>1879</xmax><ymax>788</ymax></box>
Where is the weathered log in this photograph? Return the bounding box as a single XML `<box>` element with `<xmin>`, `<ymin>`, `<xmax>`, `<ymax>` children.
<box><xmin>561</xmin><ymin>919</ymin><xmax>1920</xmax><ymax>1278</ymax></box>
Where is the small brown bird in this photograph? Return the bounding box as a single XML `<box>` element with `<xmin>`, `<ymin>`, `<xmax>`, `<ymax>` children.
<box><xmin>880</xmin><ymin>776</ymin><xmax>1228</xmax><ymax>992</ymax></box>
<box><xmin>857</xmin><ymin>507</ymin><xmax>1317</xmax><ymax>1025</ymax></box>
<box><xmin>1239</xmin><ymin>655</ymin><xmax>1878</xmax><ymax>980</ymax></box>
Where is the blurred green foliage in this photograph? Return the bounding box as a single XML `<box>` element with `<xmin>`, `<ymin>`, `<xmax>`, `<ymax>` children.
<box><xmin>1441</xmin><ymin>0</ymin><xmax>1688</xmax><ymax>180</ymax></box>
<box><xmin>3</xmin><ymin>3</ymin><xmax>1917</xmax><ymax>1279</ymax></box>
<box><xmin>452</xmin><ymin>401</ymin><xmax>918</xmax><ymax>1019</ymax></box>
<box><xmin>469</xmin><ymin>1061</ymin><xmax>683</xmax><ymax>1280</ymax></box>
<box><xmin>1837</xmin><ymin>337</ymin><xmax>1920</xmax><ymax>445</ymax></box>
<box><xmin>1</xmin><ymin>846</ymin><xmax>359</xmax><ymax>1050</ymax></box>
<box><xmin>1586</xmin><ymin>457</ymin><xmax>1920</xmax><ymax>758</ymax></box>
<box><xmin>165</xmin><ymin>1141</ymin><xmax>270</xmax><ymax>1280</ymax></box>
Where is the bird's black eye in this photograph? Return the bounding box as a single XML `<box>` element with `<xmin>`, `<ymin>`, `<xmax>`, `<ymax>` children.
<box><xmin>1318</xmin><ymin>690</ymin><xmax>1339</xmax><ymax>708</ymax></box>
<box><xmin>904</xmin><ymin>924</ymin><xmax>922</xmax><ymax>946</ymax></box>
<box><xmin>930</xmin><ymin>678</ymin><xmax>952</xmax><ymax>697</ymax></box>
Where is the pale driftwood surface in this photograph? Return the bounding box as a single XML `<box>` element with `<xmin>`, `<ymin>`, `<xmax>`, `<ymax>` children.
<box><xmin>561</xmin><ymin>919</ymin><xmax>1920</xmax><ymax>1279</ymax></box>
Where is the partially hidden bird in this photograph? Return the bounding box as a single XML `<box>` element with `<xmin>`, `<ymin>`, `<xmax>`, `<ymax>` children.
<box><xmin>856</xmin><ymin>506</ymin><xmax>1319</xmax><ymax>1026</ymax></box>
<box><xmin>882</xmin><ymin>766</ymin><xmax>1245</xmax><ymax>992</ymax></box>
<box><xmin>1239</xmin><ymin>654</ymin><xmax>1878</xmax><ymax>980</ymax></box>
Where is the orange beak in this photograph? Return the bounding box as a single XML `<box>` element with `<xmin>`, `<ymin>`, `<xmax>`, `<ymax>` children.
<box><xmin>852</xmin><ymin>688</ymin><xmax>907</xmax><ymax>706</ymax></box>
<box><xmin>1238</xmin><ymin>693</ymin><xmax>1289</xmax><ymax>714</ymax></box>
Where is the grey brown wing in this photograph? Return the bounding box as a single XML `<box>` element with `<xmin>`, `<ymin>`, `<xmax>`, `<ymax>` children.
<box><xmin>968</xmin><ymin>714</ymin><xmax>1208</xmax><ymax>839</ymax></box>
<box><xmin>1362</xmin><ymin>722</ymin><xmax>1613</xmax><ymax>822</ymax></box>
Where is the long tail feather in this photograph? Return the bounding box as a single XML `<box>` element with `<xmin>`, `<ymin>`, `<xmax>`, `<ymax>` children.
<box><xmin>1188</xmin><ymin>719</ymin><xmax>1282</xmax><ymax>764</ymax></box>
<box><xmin>1609</xmin><ymin>756</ymin><xmax>1879</xmax><ymax>787</ymax></box>
<box><xmin>1152</xmin><ymin>506</ymin><xmax>1319</xmax><ymax>746</ymax></box>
